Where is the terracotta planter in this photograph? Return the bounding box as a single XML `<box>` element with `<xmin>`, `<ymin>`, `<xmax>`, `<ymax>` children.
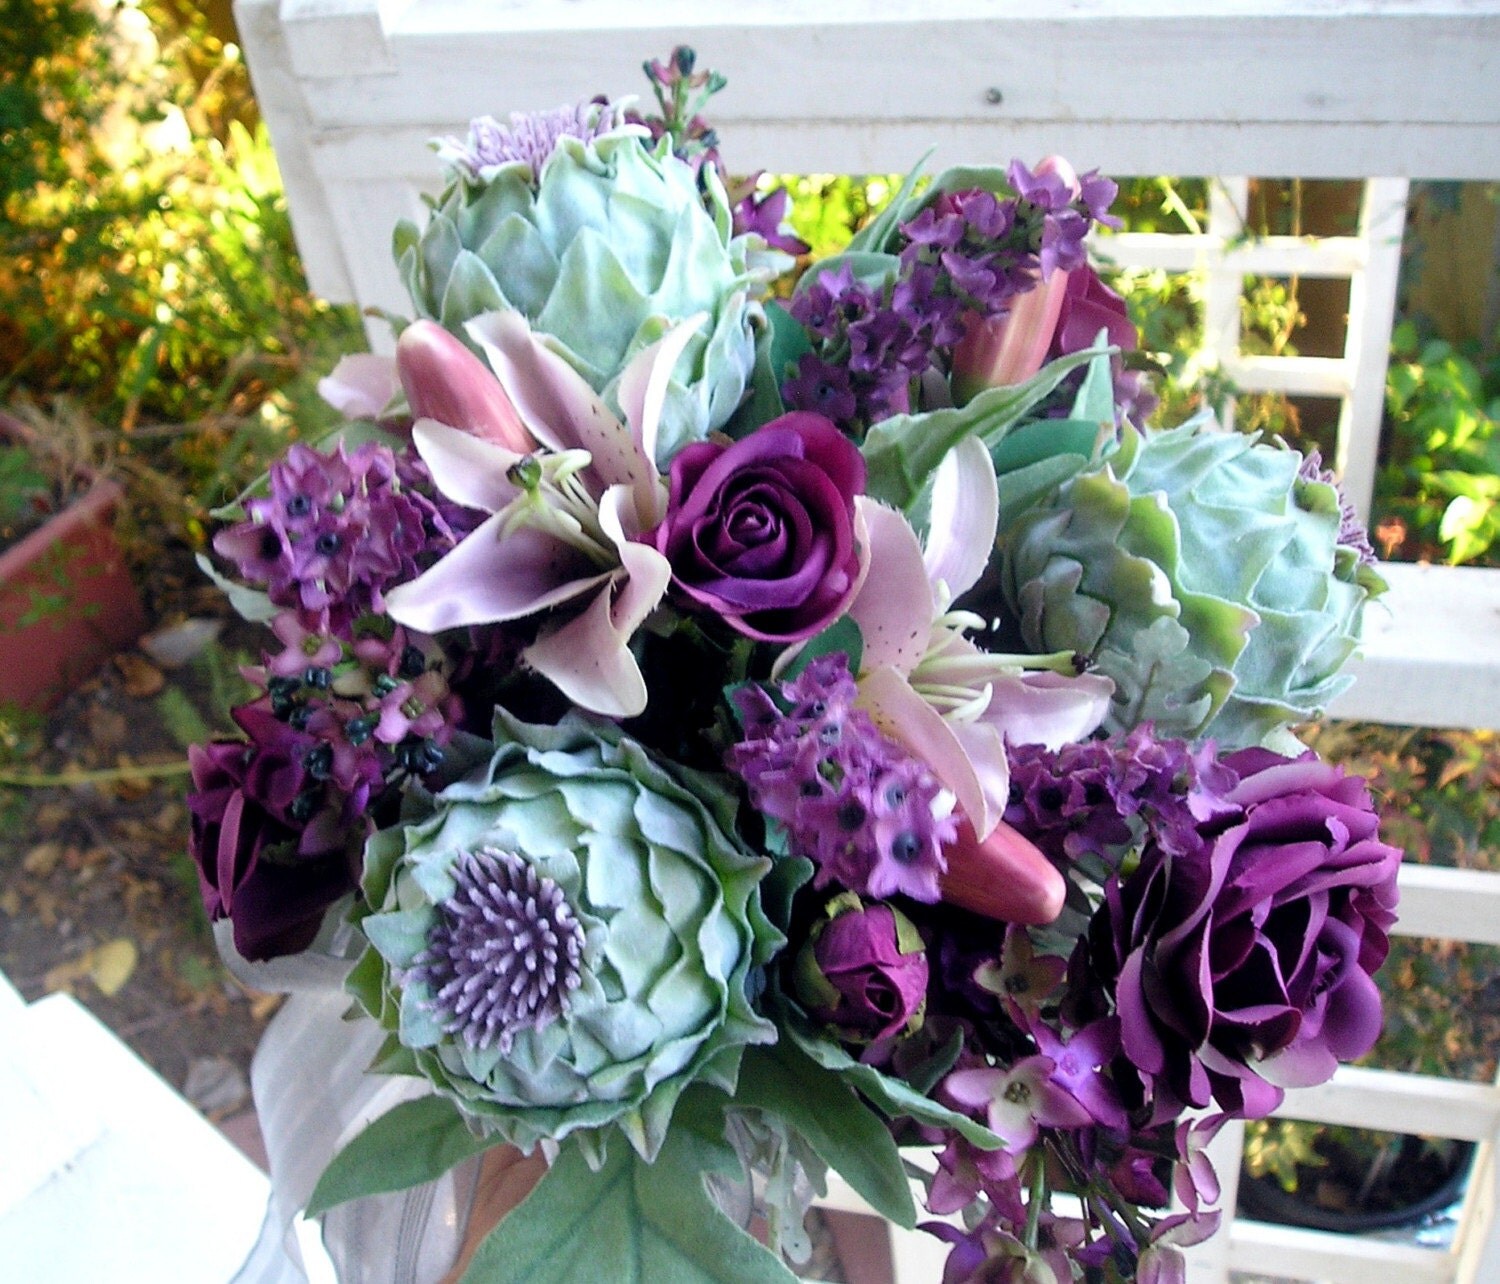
<box><xmin>0</xmin><ymin>413</ymin><xmax>146</xmax><ymax>712</ymax></box>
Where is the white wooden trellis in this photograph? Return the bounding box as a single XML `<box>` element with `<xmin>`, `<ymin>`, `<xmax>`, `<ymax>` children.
<box><xmin>1097</xmin><ymin>174</ymin><xmax>1411</xmax><ymax>522</ymax></box>
<box><xmin>234</xmin><ymin>2</ymin><xmax>1500</xmax><ymax>1280</ymax></box>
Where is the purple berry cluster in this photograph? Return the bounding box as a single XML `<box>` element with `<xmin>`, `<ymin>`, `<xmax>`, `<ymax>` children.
<box><xmin>188</xmin><ymin>622</ymin><xmax>462</xmax><ymax>962</ymax></box>
<box><xmin>727</xmin><ymin>653</ymin><xmax>958</xmax><ymax>902</ymax></box>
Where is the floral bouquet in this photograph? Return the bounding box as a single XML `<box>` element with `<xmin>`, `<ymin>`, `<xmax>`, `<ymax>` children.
<box><xmin>190</xmin><ymin>49</ymin><xmax>1401</xmax><ymax>1284</ymax></box>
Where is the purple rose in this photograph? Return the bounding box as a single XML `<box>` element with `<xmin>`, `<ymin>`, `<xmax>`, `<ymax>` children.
<box><xmin>794</xmin><ymin>897</ymin><xmax>929</xmax><ymax>1043</ymax></box>
<box><xmin>650</xmin><ymin>413</ymin><xmax>867</xmax><ymax>641</ymax></box>
<box><xmin>187</xmin><ymin>704</ymin><xmax>360</xmax><ymax>962</ymax></box>
<box><xmin>1084</xmin><ymin>748</ymin><xmax>1401</xmax><ymax>1121</ymax></box>
<box><xmin>1047</xmin><ymin>265</ymin><xmax>1138</xmax><ymax>359</ymax></box>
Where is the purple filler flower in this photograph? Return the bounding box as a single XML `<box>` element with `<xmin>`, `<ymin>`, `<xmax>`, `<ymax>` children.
<box><xmin>793</xmin><ymin>895</ymin><xmax>929</xmax><ymax>1044</ymax></box>
<box><xmin>214</xmin><ymin>441</ymin><xmax>452</xmax><ymax>636</ymax></box>
<box><xmin>650</xmin><ymin>412</ymin><xmax>867</xmax><ymax>642</ymax></box>
<box><xmin>1085</xmin><ymin>748</ymin><xmax>1402</xmax><ymax>1121</ymax></box>
<box><xmin>728</xmin><ymin>654</ymin><xmax>958</xmax><ymax>901</ymax></box>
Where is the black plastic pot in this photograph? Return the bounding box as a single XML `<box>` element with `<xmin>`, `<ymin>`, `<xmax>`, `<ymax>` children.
<box><xmin>1237</xmin><ymin>1133</ymin><xmax>1474</xmax><ymax>1234</ymax></box>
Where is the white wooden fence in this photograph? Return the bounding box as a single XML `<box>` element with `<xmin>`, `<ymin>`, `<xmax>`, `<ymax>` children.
<box><xmin>235</xmin><ymin>2</ymin><xmax>1500</xmax><ymax>1279</ymax></box>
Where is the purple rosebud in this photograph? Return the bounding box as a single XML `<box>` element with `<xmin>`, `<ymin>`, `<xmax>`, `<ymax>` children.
<box><xmin>1048</xmin><ymin>265</ymin><xmax>1139</xmax><ymax>358</ymax></box>
<box><xmin>650</xmin><ymin>413</ymin><xmax>867</xmax><ymax>642</ymax></box>
<box><xmin>794</xmin><ymin>895</ymin><xmax>929</xmax><ymax>1044</ymax></box>
<box><xmin>186</xmin><ymin>704</ymin><xmax>359</xmax><ymax>962</ymax></box>
<box><xmin>1083</xmin><ymin>748</ymin><xmax>1402</xmax><ymax>1122</ymax></box>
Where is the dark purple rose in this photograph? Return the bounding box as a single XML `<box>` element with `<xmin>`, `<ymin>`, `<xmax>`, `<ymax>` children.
<box><xmin>1084</xmin><ymin>748</ymin><xmax>1401</xmax><ymax>1122</ymax></box>
<box><xmin>1047</xmin><ymin>265</ymin><xmax>1138</xmax><ymax>359</ymax></box>
<box><xmin>650</xmin><ymin>413</ymin><xmax>867</xmax><ymax>641</ymax></box>
<box><xmin>794</xmin><ymin>897</ymin><xmax>929</xmax><ymax>1044</ymax></box>
<box><xmin>187</xmin><ymin>704</ymin><xmax>359</xmax><ymax>962</ymax></box>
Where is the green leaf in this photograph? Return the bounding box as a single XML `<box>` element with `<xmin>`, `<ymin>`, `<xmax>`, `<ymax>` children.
<box><xmin>1067</xmin><ymin>342</ymin><xmax>1118</xmax><ymax>427</ymax></box>
<box><xmin>783</xmin><ymin>1018</ymin><xmax>1004</xmax><ymax>1152</ymax></box>
<box><xmin>861</xmin><ymin>348</ymin><xmax>1104</xmax><ymax>514</ymax></box>
<box><xmin>725</xmin><ymin>301</ymin><xmax>810</xmax><ymax>437</ymax></box>
<box><xmin>989</xmin><ymin>418</ymin><xmax>1107</xmax><ymax>479</ymax></box>
<box><xmin>844</xmin><ymin>155</ymin><xmax>932</xmax><ymax>255</ymax></box>
<box><xmin>778</xmin><ymin>615</ymin><xmax>864</xmax><ymax>683</ymax></box>
<box><xmin>757</xmin><ymin>855</ymin><xmax>815</xmax><ymax>937</ymax></box>
<box><xmin>154</xmin><ymin>686</ymin><xmax>211</xmax><ymax>749</ymax></box>
<box><xmin>735</xmin><ymin>1041</ymin><xmax>916</xmax><ymax>1228</ymax></box>
<box><xmin>306</xmin><ymin>1096</ymin><xmax>497</xmax><ymax>1218</ymax></box>
<box><xmin>460</xmin><ymin>1104</ymin><xmax>797</xmax><ymax>1283</ymax></box>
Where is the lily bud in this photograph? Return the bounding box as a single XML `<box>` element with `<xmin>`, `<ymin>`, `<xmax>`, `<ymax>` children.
<box><xmin>950</xmin><ymin>269</ymin><xmax>1072</xmax><ymax>406</ymax></box>
<box><xmin>396</xmin><ymin>319</ymin><xmax>535</xmax><ymax>453</ymax></box>
<box><xmin>1034</xmin><ymin>154</ymin><xmax>1082</xmax><ymax>200</ymax></box>
<box><xmin>939</xmin><ymin>817</ymin><xmax>1065</xmax><ymax>925</ymax></box>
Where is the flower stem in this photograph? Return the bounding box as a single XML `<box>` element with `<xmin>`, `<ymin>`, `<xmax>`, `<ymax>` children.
<box><xmin>1024</xmin><ymin>1153</ymin><xmax>1048</xmax><ymax>1250</ymax></box>
<box><xmin>0</xmin><ymin>760</ymin><xmax>191</xmax><ymax>788</ymax></box>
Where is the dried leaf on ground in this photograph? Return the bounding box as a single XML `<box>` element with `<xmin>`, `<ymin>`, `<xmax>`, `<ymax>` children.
<box><xmin>115</xmin><ymin>652</ymin><xmax>166</xmax><ymax>698</ymax></box>
<box><xmin>248</xmin><ymin>990</ymin><xmax>283</xmax><ymax>1023</ymax></box>
<box><xmin>30</xmin><ymin>803</ymin><xmax>70</xmax><ymax>835</ymax></box>
<box><xmin>86</xmin><ymin>706</ymin><xmax>129</xmax><ymax>752</ymax></box>
<box><xmin>110</xmin><ymin>755</ymin><xmax>158</xmax><ymax>801</ymax></box>
<box><xmin>45</xmin><ymin>937</ymin><xmax>138</xmax><ymax>997</ymax></box>
<box><xmin>22</xmin><ymin>841</ymin><xmax>65</xmax><ymax>876</ymax></box>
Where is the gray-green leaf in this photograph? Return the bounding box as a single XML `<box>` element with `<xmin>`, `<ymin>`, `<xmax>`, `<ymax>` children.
<box><xmin>459</xmin><ymin>1108</ymin><xmax>797</xmax><ymax>1283</ymax></box>
<box><xmin>306</xmin><ymin>1095</ymin><xmax>497</xmax><ymax>1218</ymax></box>
<box><xmin>735</xmin><ymin>1041</ymin><xmax>915</xmax><ymax>1228</ymax></box>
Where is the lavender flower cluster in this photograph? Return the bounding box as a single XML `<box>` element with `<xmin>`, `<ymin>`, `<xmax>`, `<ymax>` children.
<box><xmin>213</xmin><ymin>440</ymin><xmax>467</xmax><ymax>637</ymax></box>
<box><xmin>729</xmin><ymin>654</ymin><xmax>958</xmax><ymax>902</ymax></box>
<box><xmin>783</xmin><ymin>163</ymin><xmax>1120</xmax><ymax>435</ymax></box>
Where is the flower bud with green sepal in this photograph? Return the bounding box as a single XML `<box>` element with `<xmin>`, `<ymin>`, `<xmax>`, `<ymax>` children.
<box><xmin>997</xmin><ymin>418</ymin><xmax>1385</xmax><ymax>749</ymax></box>
<box><xmin>793</xmin><ymin>892</ymin><xmax>928</xmax><ymax>1046</ymax></box>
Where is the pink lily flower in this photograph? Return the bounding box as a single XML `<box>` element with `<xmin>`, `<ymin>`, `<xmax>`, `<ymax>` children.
<box><xmin>317</xmin><ymin>353</ymin><xmax>399</xmax><ymax>420</ymax></box>
<box><xmin>846</xmin><ymin>436</ymin><xmax>1114</xmax><ymax>843</ymax></box>
<box><xmin>384</xmin><ymin>310</ymin><xmax>698</xmax><ymax>718</ymax></box>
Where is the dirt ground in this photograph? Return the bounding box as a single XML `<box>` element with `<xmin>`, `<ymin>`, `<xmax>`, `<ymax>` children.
<box><xmin>0</xmin><ymin>543</ymin><xmax>273</xmax><ymax>1125</ymax></box>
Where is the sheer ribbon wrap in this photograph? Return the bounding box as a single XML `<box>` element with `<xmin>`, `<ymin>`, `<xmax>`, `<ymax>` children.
<box><xmin>219</xmin><ymin>918</ymin><xmax>481</xmax><ymax>1284</ymax></box>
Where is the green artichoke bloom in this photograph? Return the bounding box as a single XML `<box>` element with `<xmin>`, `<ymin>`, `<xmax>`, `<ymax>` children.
<box><xmin>998</xmin><ymin>419</ymin><xmax>1383</xmax><ymax>748</ymax></box>
<box><xmin>349</xmin><ymin>710</ymin><xmax>780</xmax><ymax>1160</ymax></box>
<box><xmin>395</xmin><ymin>117</ymin><xmax>768</xmax><ymax>466</ymax></box>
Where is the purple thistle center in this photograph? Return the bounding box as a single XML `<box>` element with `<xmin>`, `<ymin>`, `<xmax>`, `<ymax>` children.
<box><xmin>438</xmin><ymin>101</ymin><xmax>627</xmax><ymax>184</ymax></box>
<box><xmin>1299</xmin><ymin>450</ymin><xmax>1378</xmax><ymax>567</ymax></box>
<box><xmin>411</xmin><ymin>847</ymin><xmax>586</xmax><ymax>1052</ymax></box>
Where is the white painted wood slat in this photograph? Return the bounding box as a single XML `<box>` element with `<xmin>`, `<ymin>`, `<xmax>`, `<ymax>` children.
<box><xmin>1225</xmin><ymin>1221</ymin><xmax>1454</xmax><ymax>1283</ymax></box>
